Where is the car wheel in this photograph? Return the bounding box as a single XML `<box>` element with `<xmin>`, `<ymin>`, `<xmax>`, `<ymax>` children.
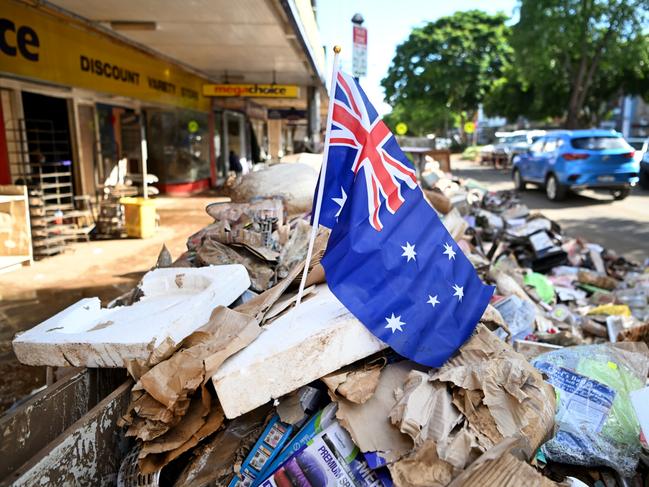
<box><xmin>545</xmin><ymin>174</ymin><xmax>567</xmax><ymax>201</ymax></box>
<box><xmin>513</xmin><ymin>169</ymin><xmax>526</xmax><ymax>191</ymax></box>
<box><xmin>640</xmin><ymin>167</ymin><xmax>649</xmax><ymax>189</ymax></box>
<box><xmin>611</xmin><ymin>187</ymin><xmax>631</xmax><ymax>200</ymax></box>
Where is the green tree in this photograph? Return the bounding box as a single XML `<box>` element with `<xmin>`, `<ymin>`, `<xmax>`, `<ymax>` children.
<box><xmin>382</xmin><ymin>100</ymin><xmax>458</xmax><ymax>137</ymax></box>
<box><xmin>511</xmin><ymin>0</ymin><xmax>649</xmax><ymax>128</ymax></box>
<box><xmin>382</xmin><ymin>10</ymin><xmax>512</xmax><ymax>140</ymax></box>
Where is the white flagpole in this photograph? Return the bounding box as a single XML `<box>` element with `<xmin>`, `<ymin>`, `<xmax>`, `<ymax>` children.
<box><xmin>295</xmin><ymin>45</ymin><xmax>342</xmax><ymax>307</ymax></box>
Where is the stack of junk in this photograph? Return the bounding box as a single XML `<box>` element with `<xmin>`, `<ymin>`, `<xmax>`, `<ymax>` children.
<box><xmin>6</xmin><ymin>160</ymin><xmax>649</xmax><ymax>487</ymax></box>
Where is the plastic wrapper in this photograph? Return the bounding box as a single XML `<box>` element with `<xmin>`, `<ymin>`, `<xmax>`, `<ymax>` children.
<box><xmin>532</xmin><ymin>343</ymin><xmax>649</xmax><ymax>477</ymax></box>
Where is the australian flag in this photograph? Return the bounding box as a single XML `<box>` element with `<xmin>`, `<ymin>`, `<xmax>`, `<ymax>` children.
<box><xmin>317</xmin><ymin>71</ymin><xmax>494</xmax><ymax>367</ymax></box>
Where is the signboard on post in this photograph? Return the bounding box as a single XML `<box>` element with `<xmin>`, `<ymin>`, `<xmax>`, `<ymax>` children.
<box><xmin>352</xmin><ymin>25</ymin><xmax>368</xmax><ymax>78</ymax></box>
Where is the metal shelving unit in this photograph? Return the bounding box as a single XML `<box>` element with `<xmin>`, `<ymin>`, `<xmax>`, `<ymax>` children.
<box><xmin>5</xmin><ymin>119</ymin><xmax>94</xmax><ymax>259</ymax></box>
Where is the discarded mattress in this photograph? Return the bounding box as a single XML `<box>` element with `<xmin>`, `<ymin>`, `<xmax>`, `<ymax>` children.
<box><xmin>212</xmin><ymin>284</ymin><xmax>387</xmax><ymax>418</ymax></box>
<box><xmin>12</xmin><ymin>265</ymin><xmax>251</xmax><ymax>367</ymax></box>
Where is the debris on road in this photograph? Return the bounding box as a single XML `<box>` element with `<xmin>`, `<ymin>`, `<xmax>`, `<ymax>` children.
<box><xmin>7</xmin><ymin>170</ymin><xmax>649</xmax><ymax>486</ymax></box>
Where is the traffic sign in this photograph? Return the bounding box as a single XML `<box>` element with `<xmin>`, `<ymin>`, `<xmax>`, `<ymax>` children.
<box><xmin>396</xmin><ymin>122</ymin><xmax>408</xmax><ymax>135</ymax></box>
<box><xmin>352</xmin><ymin>25</ymin><xmax>367</xmax><ymax>78</ymax></box>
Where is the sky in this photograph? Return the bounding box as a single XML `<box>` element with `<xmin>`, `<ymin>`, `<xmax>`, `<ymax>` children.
<box><xmin>317</xmin><ymin>0</ymin><xmax>518</xmax><ymax>115</ymax></box>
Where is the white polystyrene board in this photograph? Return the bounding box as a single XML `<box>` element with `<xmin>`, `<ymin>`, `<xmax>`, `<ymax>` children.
<box><xmin>12</xmin><ymin>265</ymin><xmax>250</xmax><ymax>367</ymax></box>
<box><xmin>212</xmin><ymin>284</ymin><xmax>387</xmax><ymax>418</ymax></box>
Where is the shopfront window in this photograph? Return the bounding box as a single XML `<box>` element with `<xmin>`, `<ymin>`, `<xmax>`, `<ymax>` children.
<box><xmin>96</xmin><ymin>104</ymin><xmax>142</xmax><ymax>188</ymax></box>
<box><xmin>145</xmin><ymin>108</ymin><xmax>209</xmax><ymax>184</ymax></box>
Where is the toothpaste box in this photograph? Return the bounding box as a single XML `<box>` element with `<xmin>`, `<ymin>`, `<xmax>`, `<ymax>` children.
<box><xmin>254</xmin><ymin>402</ymin><xmax>339</xmax><ymax>485</ymax></box>
<box><xmin>229</xmin><ymin>415</ymin><xmax>294</xmax><ymax>487</ymax></box>
<box><xmin>258</xmin><ymin>421</ymin><xmax>386</xmax><ymax>487</ymax></box>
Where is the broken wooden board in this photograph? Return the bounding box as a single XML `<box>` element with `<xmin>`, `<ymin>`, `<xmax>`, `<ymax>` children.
<box><xmin>12</xmin><ymin>265</ymin><xmax>251</xmax><ymax>367</ymax></box>
<box><xmin>0</xmin><ymin>368</ymin><xmax>125</xmax><ymax>480</ymax></box>
<box><xmin>1</xmin><ymin>380</ymin><xmax>132</xmax><ymax>487</ymax></box>
<box><xmin>212</xmin><ymin>285</ymin><xmax>387</xmax><ymax>418</ymax></box>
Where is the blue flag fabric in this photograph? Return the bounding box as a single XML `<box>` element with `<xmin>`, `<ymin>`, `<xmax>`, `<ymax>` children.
<box><xmin>318</xmin><ymin>71</ymin><xmax>494</xmax><ymax>367</ymax></box>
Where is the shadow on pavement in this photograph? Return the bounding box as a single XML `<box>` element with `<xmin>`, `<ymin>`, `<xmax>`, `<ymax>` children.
<box><xmin>516</xmin><ymin>186</ymin><xmax>615</xmax><ymax>209</ymax></box>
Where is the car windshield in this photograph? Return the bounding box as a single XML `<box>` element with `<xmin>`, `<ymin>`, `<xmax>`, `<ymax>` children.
<box><xmin>570</xmin><ymin>136</ymin><xmax>630</xmax><ymax>150</ymax></box>
<box><xmin>628</xmin><ymin>141</ymin><xmax>645</xmax><ymax>150</ymax></box>
<box><xmin>510</xmin><ymin>135</ymin><xmax>527</xmax><ymax>143</ymax></box>
<box><xmin>498</xmin><ymin>135</ymin><xmax>526</xmax><ymax>144</ymax></box>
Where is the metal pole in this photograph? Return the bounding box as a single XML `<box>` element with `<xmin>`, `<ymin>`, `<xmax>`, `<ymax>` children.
<box><xmin>295</xmin><ymin>45</ymin><xmax>341</xmax><ymax>306</ymax></box>
<box><xmin>140</xmin><ymin>114</ymin><xmax>148</xmax><ymax>199</ymax></box>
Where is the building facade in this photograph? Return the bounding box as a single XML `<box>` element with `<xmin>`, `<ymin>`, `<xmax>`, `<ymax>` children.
<box><xmin>0</xmin><ymin>0</ymin><xmax>326</xmax><ymax>198</ymax></box>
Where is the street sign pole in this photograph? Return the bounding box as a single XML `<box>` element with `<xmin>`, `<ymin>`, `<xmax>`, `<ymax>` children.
<box><xmin>351</xmin><ymin>13</ymin><xmax>367</xmax><ymax>80</ymax></box>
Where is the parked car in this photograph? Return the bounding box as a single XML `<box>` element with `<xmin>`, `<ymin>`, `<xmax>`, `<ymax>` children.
<box><xmin>512</xmin><ymin>130</ymin><xmax>639</xmax><ymax>201</ymax></box>
<box><xmin>493</xmin><ymin>130</ymin><xmax>546</xmax><ymax>168</ymax></box>
<box><xmin>479</xmin><ymin>131</ymin><xmax>509</xmax><ymax>166</ymax></box>
<box><xmin>627</xmin><ymin>137</ymin><xmax>649</xmax><ymax>189</ymax></box>
<box><xmin>641</xmin><ymin>150</ymin><xmax>649</xmax><ymax>189</ymax></box>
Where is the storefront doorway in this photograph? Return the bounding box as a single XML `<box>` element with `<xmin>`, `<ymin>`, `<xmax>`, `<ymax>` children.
<box><xmin>20</xmin><ymin>92</ymin><xmax>74</xmax><ymax>183</ymax></box>
<box><xmin>6</xmin><ymin>90</ymin><xmax>92</xmax><ymax>257</ymax></box>
<box><xmin>225</xmin><ymin>111</ymin><xmax>247</xmax><ymax>173</ymax></box>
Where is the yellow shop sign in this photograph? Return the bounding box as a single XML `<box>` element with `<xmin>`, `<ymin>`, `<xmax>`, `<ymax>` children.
<box><xmin>203</xmin><ymin>84</ymin><xmax>299</xmax><ymax>98</ymax></box>
<box><xmin>0</xmin><ymin>1</ymin><xmax>210</xmax><ymax>111</ymax></box>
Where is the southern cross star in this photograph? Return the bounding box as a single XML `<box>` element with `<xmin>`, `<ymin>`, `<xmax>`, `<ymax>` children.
<box><xmin>427</xmin><ymin>295</ymin><xmax>440</xmax><ymax>307</ymax></box>
<box><xmin>332</xmin><ymin>186</ymin><xmax>347</xmax><ymax>219</ymax></box>
<box><xmin>452</xmin><ymin>284</ymin><xmax>464</xmax><ymax>302</ymax></box>
<box><xmin>401</xmin><ymin>242</ymin><xmax>417</xmax><ymax>262</ymax></box>
<box><xmin>443</xmin><ymin>242</ymin><xmax>456</xmax><ymax>260</ymax></box>
<box><xmin>385</xmin><ymin>313</ymin><xmax>405</xmax><ymax>333</ymax></box>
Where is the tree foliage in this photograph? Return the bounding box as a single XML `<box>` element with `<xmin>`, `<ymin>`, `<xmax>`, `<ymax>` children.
<box><xmin>382</xmin><ymin>10</ymin><xmax>512</xmax><ymax>136</ymax></box>
<box><xmin>382</xmin><ymin>100</ymin><xmax>458</xmax><ymax>136</ymax></box>
<box><xmin>503</xmin><ymin>0</ymin><xmax>649</xmax><ymax>127</ymax></box>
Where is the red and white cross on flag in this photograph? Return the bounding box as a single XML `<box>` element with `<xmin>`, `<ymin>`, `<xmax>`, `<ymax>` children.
<box><xmin>329</xmin><ymin>72</ymin><xmax>417</xmax><ymax>231</ymax></box>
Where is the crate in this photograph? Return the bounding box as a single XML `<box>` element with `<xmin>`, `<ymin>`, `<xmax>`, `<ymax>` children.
<box><xmin>120</xmin><ymin>197</ymin><xmax>157</xmax><ymax>239</ymax></box>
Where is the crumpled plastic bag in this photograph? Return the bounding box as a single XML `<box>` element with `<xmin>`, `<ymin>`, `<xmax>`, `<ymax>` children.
<box><xmin>533</xmin><ymin>343</ymin><xmax>649</xmax><ymax>477</ymax></box>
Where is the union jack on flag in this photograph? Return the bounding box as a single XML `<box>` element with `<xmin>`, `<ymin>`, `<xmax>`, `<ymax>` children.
<box><xmin>328</xmin><ymin>72</ymin><xmax>417</xmax><ymax>231</ymax></box>
<box><xmin>318</xmin><ymin>70</ymin><xmax>494</xmax><ymax>367</ymax></box>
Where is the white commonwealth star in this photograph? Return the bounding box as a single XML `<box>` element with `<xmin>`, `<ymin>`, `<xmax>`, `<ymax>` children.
<box><xmin>332</xmin><ymin>187</ymin><xmax>347</xmax><ymax>219</ymax></box>
<box><xmin>385</xmin><ymin>313</ymin><xmax>405</xmax><ymax>333</ymax></box>
<box><xmin>443</xmin><ymin>242</ymin><xmax>456</xmax><ymax>260</ymax></box>
<box><xmin>452</xmin><ymin>284</ymin><xmax>464</xmax><ymax>302</ymax></box>
<box><xmin>427</xmin><ymin>295</ymin><xmax>440</xmax><ymax>307</ymax></box>
<box><xmin>401</xmin><ymin>242</ymin><xmax>417</xmax><ymax>262</ymax></box>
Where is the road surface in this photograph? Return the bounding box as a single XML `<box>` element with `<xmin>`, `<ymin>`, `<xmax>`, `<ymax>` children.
<box><xmin>452</xmin><ymin>158</ymin><xmax>649</xmax><ymax>263</ymax></box>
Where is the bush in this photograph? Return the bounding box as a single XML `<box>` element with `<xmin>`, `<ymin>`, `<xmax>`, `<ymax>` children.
<box><xmin>461</xmin><ymin>145</ymin><xmax>483</xmax><ymax>160</ymax></box>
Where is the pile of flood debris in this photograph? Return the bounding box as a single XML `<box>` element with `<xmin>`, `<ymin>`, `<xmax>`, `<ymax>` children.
<box><xmin>10</xmin><ymin>165</ymin><xmax>649</xmax><ymax>487</ymax></box>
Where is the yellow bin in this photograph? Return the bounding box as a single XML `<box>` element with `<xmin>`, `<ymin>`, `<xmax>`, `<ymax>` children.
<box><xmin>120</xmin><ymin>197</ymin><xmax>157</xmax><ymax>238</ymax></box>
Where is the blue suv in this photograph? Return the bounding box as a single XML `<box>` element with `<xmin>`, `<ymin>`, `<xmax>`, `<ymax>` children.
<box><xmin>512</xmin><ymin>130</ymin><xmax>639</xmax><ymax>201</ymax></box>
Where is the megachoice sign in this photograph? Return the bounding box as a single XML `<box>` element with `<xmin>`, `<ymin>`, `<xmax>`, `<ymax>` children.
<box><xmin>203</xmin><ymin>84</ymin><xmax>299</xmax><ymax>99</ymax></box>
